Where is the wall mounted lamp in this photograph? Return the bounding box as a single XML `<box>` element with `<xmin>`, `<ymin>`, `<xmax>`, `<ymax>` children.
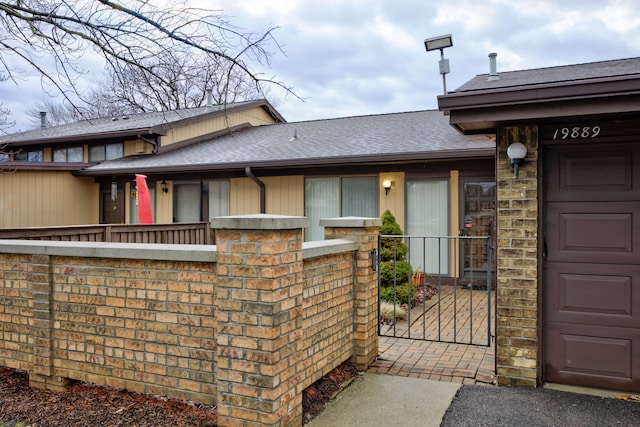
<box><xmin>507</xmin><ymin>142</ymin><xmax>527</xmax><ymax>178</ymax></box>
<box><xmin>383</xmin><ymin>179</ymin><xmax>394</xmax><ymax>196</ymax></box>
<box><xmin>161</xmin><ymin>180</ymin><xmax>169</xmax><ymax>193</ymax></box>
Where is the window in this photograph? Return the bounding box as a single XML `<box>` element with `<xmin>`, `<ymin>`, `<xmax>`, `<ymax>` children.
<box><xmin>53</xmin><ymin>146</ymin><xmax>83</xmax><ymax>162</ymax></box>
<box><xmin>405</xmin><ymin>179</ymin><xmax>449</xmax><ymax>274</ymax></box>
<box><xmin>171</xmin><ymin>180</ymin><xmax>229</xmax><ymax>223</ymax></box>
<box><xmin>15</xmin><ymin>150</ymin><xmax>43</xmax><ymax>162</ymax></box>
<box><xmin>304</xmin><ymin>176</ymin><xmax>378</xmax><ymax>241</ymax></box>
<box><xmin>89</xmin><ymin>143</ymin><xmax>123</xmax><ymax>162</ymax></box>
<box><xmin>208</xmin><ymin>180</ymin><xmax>230</xmax><ymax>218</ymax></box>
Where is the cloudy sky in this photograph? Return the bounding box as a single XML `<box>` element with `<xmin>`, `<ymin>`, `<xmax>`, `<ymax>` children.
<box><xmin>3</xmin><ymin>0</ymin><xmax>640</xmax><ymax>131</ymax></box>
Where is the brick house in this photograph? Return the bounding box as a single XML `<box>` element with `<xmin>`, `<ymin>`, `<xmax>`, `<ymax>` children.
<box><xmin>438</xmin><ymin>56</ymin><xmax>640</xmax><ymax>392</ymax></box>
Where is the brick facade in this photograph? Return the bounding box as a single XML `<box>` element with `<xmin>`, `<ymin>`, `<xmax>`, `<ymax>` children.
<box><xmin>0</xmin><ymin>215</ymin><xmax>380</xmax><ymax>426</ymax></box>
<box><xmin>495</xmin><ymin>126</ymin><xmax>540</xmax><ymax>386</ymax></box>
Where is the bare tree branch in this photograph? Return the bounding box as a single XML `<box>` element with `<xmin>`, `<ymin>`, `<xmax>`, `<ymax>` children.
<box><xmin>0</xmin><ymin>0</ymin><xmax>299</xmax><ymax>126</ymax></box>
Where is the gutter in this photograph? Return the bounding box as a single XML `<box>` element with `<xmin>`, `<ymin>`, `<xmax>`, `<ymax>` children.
<box><xmin>76</xmin><ymin>147</ymin><xmax>496</xmax><ymax>176</ymax></box>
<box><xmin>245</xmin><ymin>166</ymin><xmax>266</xmax><ymax>214</ymax></box>
<box><xmin>137</xmin><ymin>134</ymin><xmax>159</xmax><ymax>154</ymax></box>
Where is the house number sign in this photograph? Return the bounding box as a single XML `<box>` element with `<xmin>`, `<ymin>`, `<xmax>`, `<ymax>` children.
<box><xmin>551</xmin><ymin>125</ymin><xmax>600</xmax><ymax>140</ymax></box>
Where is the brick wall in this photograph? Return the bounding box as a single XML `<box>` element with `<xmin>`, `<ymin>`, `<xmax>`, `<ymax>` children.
<box><xmin>0</xmin><ymin>215</ymin><xmax>380</xmax><ymax>426</ymax></box>
<box><xmin>301</xmin><ymin>251</ymin><xmax>354</xmax><ymax>390</ymax></box>
<box><xmin>495</xmin><ymin>125</ymin><xmax>540</xmax><ymax>386</ymax></box>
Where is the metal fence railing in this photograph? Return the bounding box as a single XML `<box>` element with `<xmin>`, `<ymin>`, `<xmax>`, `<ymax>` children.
<box><xmin>378</xmin><ymin>234</ymin><xmax>493</xmax><ymax>346</ymax></box>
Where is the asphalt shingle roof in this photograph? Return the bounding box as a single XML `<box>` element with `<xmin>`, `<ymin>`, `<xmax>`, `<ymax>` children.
<box><xmin>84</xmin><ymin>110</ymin><xmax>493</xmax><ymax>174</ymax></box>
<box><xmin>453</xmin><ymin>57</ymin><xmax>640</xmax><ymax>93</ymax></box>
<box><xmin>0</xmin><ymin>101</ymin><xmax>267</xmax><ymax>145</ymax></box>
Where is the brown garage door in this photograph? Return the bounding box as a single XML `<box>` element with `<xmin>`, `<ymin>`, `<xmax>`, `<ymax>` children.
<box><xmin>544</xmin><ymin>142</ymin><xmax>640</xmax><ymax>392</ymax></box>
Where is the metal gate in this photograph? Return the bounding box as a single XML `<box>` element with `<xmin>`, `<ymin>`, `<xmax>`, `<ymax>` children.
<box><xmin>377</xmin><ymin>234</ymin><xmax>493</xmax><ymax>346</ymax></box>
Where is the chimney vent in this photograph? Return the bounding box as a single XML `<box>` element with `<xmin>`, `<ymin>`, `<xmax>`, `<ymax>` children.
<box><xmin>488</xmin><ymin>52</ymin><xmax>499</xmax><ymax>81</ymax></box>
<box><xmin>39</xmin><ymin>111</ymin><xmax>47</xmax><ymax>129</ymax></box>
<box><xmin>206</xmin><ymin>88</ymin><xmax>213</xmax><ymax>107</ymax></box>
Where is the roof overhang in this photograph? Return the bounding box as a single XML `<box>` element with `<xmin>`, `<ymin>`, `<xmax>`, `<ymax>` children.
<box><xmin>76</xmin><ymin>147</ymin><xmax>495</xmax><ymax>177</ymax></box>
<box><xmin>438</xmin><ymin>75</ymin><xmax>640</xmax><ymax>134</ymax></box>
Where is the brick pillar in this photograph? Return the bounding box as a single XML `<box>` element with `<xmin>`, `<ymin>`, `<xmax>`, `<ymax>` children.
<box><xmin>212</xmin><ymin>214</ymin><xmax>308</xmax><ymax>427</ymax></box>
<box><xmin>321</xmin><ymin>217</ymin><xmax>381</xmax><ymax>370</ymax></box>
<box><xmin>29</xmin><ymin>254</ymin><xmax>73</xmax><ymax>391</ymax></box>
<box><xmin>495</xmin><ymin>126</ymin><xmax>539</xmax><ymax>386</ymax></box>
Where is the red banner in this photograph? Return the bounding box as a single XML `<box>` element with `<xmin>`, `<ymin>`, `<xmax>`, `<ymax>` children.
<box><xmin>135</xmin><ymin>174</ymin><xmax>153</xmax><ymax>224</ymax></box>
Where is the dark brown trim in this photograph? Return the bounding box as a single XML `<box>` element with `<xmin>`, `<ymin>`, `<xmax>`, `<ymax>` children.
<box><xmin>439</xmin><ymin>76</ymin><xmax>640</xmax><ymax>134</ymax></box>
<box><xmin>438</xmin><ymin>75</ymin><xmax>640</xmax><ymax>110</ymax></box>
<box><xmin>0</xmin><ymin>161</ymin><xmax>95</xmax><ymax>171</ymax></box>
<box><xmin>77</xmin><ymin>148</ymin><xmax>496</xmax><ymax>177</ymax></box>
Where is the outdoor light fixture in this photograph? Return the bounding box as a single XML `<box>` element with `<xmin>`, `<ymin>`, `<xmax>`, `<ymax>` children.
<box><xmin>161</xmin><ymin>180</ymin><xmax>169</xmax><ymax>193</ymax></box>
<box><xmin>507</xmin><ymin>142</ymin><xmax>528</xmax><ymax>178</ymax></box>
<box><xmin>424</xmin><ymin>34</ymin><xmax>453</xmax><ymax>94</ymax></box>
<box><xmin>111</xmin><ymin>181</ymin><xmax>118</xmax><ymax>202</ymax></box>
<box><xmin>383</xmin><ymin>179</ymin><xmax>394</xmax><ymax>196</ymax></box>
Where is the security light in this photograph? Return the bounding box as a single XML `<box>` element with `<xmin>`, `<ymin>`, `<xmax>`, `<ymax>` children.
<box><xmin>424</xmin><ymin>34</ymin><xmax>453</xmax><ymax>52</ymax></box>
<box><xmin>424</xmin><ymin>34</ymin><xmax>453</xmax><ymax>94</ymax></box>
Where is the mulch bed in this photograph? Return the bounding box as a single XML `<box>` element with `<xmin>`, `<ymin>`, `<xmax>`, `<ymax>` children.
<box><xmin>0</xmin><ymin>362</ymin><xmax>359</xmax><ymax>426</ymax></box>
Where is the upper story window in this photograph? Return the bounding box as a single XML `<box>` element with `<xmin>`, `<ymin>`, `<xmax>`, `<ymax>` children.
<box><xmin>15</xmin><ymin>150</ymin><xmax>43</xmax><ymax>162</ymax></box>
<box><xmin>53</xmin><ymin>146</ymin><xmax>84</xmax><ymax>163</ymax></box>
<box><xmin>89</xmin><ymin>143</ymin><xmax>123</xmax><ymax>162</ymax></box>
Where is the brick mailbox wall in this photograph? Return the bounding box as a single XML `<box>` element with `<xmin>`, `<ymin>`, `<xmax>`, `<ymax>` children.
<box><xmin>0</xmin><ymin>215</ymin><xmax>380</xmax><ymax>426</ymax></box>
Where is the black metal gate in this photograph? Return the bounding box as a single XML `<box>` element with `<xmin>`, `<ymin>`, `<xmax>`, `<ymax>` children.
<box><xmin>377</xmin><ymin>234</ymin><xmax>493</xmax><ymax>346</ymax></box>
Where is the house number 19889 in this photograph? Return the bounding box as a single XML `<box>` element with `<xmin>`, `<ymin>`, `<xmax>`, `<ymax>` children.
<box><xmin>552</xmin><ymin>126</ymin><xmax>601</xmax><ymax>140</ymax></box>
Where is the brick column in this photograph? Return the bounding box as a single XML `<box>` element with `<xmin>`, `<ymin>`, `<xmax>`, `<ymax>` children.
<box><xmin>212</xmin><ymin>214</ymin><xmax>308</xmax><ymax>427</ymax></box>
<box><xmin>29</xmin><ymin>254</ymin><xmax>73</xmax><ymax>391</ymax></box>
<box><xmin>495</xmin><ymin>126</ymin><xmax>539</xmax><ymax>386</ymax></box>
<box><xmin>321</xmin><ymin>217</ymin><xmax>381</xmax><ymax>370</ymax></box>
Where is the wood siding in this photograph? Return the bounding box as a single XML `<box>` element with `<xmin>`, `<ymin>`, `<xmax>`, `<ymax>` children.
<box><xmin>230</xmin><ymin>176</ymin><xmax>304</xmax><ymax>216</ymax></box>
<box><xmin>0</xmin><ymin>170</ymin><xmax>98</xmax><ymax>227</ymax></box>
<box><xmin>161</xmin><ymin>107</ymin><xmax>278</xmax><ymax>148</ymax></box>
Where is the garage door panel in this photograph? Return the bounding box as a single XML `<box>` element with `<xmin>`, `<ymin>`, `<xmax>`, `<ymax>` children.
<box><xmin>546</xmin><ymin>263</ymin><xmax>639</xmax><ymax>327</ymax></box>
<box><xmin>546</xmin><ymin>202</ymin><xmax>640</xmax><ymax>264</ymax></box>
<box><xmin>545</xmin><ymin>144</ymin><xmax>640</xmax><ymax>202</ymax></box>
<box><xmin>545</xmin><ymin>323</ymin><xmax>640</xmax><ymax>391</ymax></box>
<box><xmin>544</xmin><ymin>141</ymin><xmax>640</xmax><ymax>392</ymax></box>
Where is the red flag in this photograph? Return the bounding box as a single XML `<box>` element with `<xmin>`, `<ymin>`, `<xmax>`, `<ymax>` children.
<box><xmin>135</xmin><ymin>174</ymin><xmax>153</xmax><ymax>224</ymax></box>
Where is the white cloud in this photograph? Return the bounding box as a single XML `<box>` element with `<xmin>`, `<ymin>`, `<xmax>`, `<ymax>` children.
<box><xmin>2</xmin><ymin>0</ymin><xmax>640</xmax><ymax>131</ymax></box>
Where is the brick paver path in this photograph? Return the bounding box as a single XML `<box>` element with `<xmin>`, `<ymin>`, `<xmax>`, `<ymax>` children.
<box><xmin>371</xmin><ymin>285</ymin><xmax>496</xmax><ymax>385</ymax></box>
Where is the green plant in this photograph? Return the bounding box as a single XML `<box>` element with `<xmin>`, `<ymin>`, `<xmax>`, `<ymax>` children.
<box><xmin>379</xmin><ymin>210</ymin><xmax>409</xmax><ymax>288</ymax></box>
<box><xmin>380</xmin><ymin>283</ymin><xmax>415</xmax><ymax>305</ymax></box>
<box><xmin>380</xmin><ymin>260</ymin><xmax>410</xmax><ymax>287</ymax></box>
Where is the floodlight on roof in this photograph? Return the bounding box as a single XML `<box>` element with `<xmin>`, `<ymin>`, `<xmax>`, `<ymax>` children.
<box><xmin>424</xmin><ymin>34</ymin><xmax>453</xmax><ymax>95</ymax></box>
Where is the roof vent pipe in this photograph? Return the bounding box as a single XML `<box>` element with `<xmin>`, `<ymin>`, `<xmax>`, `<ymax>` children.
<box><xmin>488</xmin><ymin>53</ymin><xmax>499</xmax><ymax>81</ymax></box>
<box><xmin>39</xmin><ymin>111</ymin><xmax>47</xmax><ymax>129</ymax></box>
<box><xmin>206</xmin><ymin>88</ymin><xmax>213</xmax><ymax>107</ymax></box>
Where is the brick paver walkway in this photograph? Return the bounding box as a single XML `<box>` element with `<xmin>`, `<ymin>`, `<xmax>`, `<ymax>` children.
<box><xmin>370</xmin><ymin>285</ymin><xmax>496</xmax><ymax>385</ymax></box>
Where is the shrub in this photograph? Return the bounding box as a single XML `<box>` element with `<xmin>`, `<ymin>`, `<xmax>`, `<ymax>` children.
<box><xmin>379</xmin><ymin>210</ymin><xmax>409</xmax><ymax>288</ymax></box>
<box><xmin>380</xmin><ymin>260</ymin><xmax>410</xmax><ymax>287</ymax></box>
<box><xmin>380</xmin><ymin>283</ymin><xmax>415</xmax><ymax>305</ymax></box>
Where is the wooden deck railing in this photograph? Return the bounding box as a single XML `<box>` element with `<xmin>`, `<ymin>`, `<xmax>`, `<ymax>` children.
<box><xmin>0</xmin><ymin>222</ymin><xmax>213</xmax><ymax>245</ymax></box>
